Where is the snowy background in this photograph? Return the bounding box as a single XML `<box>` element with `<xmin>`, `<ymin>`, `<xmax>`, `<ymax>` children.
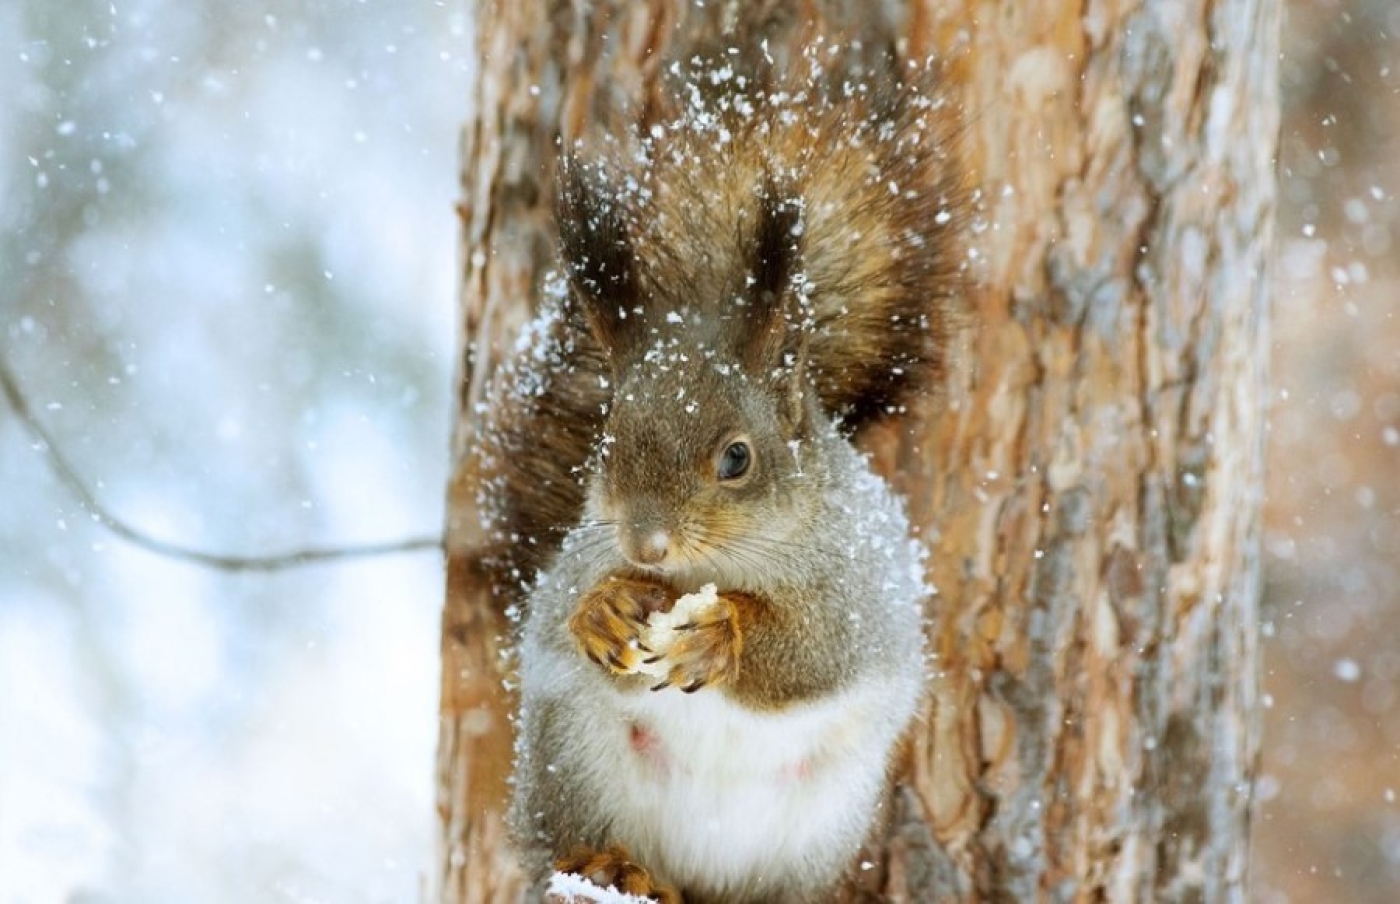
<box><xmin>0</xmin><ymin>0</ymin><xmax>1396</xmax><ymax>902</ymax></box>
<box><xmin>1256</xmin><ymin>2</ymin><xmax>1400</xmax><ymax>901</ymax></box>
<box><xmin>1</xmin><ymin>1</ymin><xmax>468</xmax><ymax>900</ymax></box>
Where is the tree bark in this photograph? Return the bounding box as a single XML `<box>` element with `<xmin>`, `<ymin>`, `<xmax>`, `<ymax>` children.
<box><xmin>437</xmin><ymin>1</ymin><xmax>1276</xmax><ymax>900</ymax></box>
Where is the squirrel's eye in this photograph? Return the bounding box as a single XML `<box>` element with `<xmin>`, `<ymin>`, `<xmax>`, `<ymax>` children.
<box><xmin>717</xmin><ymin>441</ymin><xmax>751</xmax><ymax>481</ymax></box>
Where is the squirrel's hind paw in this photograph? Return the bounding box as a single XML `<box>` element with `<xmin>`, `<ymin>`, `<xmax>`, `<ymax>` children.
<box><xmin>551</xmin><ymin>845</ymin><xmax>680</xmax><ymax>904</ymax></box>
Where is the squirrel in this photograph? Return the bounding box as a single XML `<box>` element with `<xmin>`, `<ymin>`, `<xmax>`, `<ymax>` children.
<box><xmin>500</xmin><ymin>53</ymin><xmax>966</xmax><ymax>903</ymax></box>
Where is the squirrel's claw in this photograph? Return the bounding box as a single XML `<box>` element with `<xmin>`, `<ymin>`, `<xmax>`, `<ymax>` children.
<box><xmin>657</xmin><ymin>593</ymin><xmax>744</xmax><ymax>693</ymax></box>
<box><xmin>569</xmin><ymin>575</ymin><xmax>674</xmax><ymax>676</ymax></box>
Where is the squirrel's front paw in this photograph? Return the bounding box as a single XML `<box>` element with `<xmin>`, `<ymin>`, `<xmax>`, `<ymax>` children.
<box><xmin>551</xmin><ymin>845</ymin><xmax>679</xmax><ymax>904</ymax></box>
<box><xmin>569</xmin><ymin>575</ymin><xmax>671</xmax><ymax>674</ymax></box>
<box><xmin>651</xmin><ymin>592</ymin><xmax>745</xmax><ymax>693</ymax></box>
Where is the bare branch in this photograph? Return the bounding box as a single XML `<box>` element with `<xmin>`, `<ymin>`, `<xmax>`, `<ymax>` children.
<box><xmin>0</xmin><ymin>354</ymin><xmax>443</xmax><ymax>572</ymax></box>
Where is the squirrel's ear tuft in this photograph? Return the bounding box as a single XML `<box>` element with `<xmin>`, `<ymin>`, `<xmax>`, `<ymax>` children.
<box><xmin>739</xmin><ymin>186</ymin><xmax>809</xmax><ymax>424</ymax></box>
<box><xmin>748</xmin><ymin>185</ymin><xmax>802</xmax><ymax>302</ymax></box>
<box><xmin>556</xmin><ymin>156</ymin><xmax>641</xmax><ymax>357</ymax></box>
<box><xmin>738</xmin><ymin>187</ymin><xmax>805</xmax><ymax>374</ymax></box>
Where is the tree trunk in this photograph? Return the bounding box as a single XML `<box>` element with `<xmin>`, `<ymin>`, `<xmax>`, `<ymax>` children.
<box><xmin>436</xmin><ymin>1</ymin><xmax>1276</xmax><ymax>900</ymax></box>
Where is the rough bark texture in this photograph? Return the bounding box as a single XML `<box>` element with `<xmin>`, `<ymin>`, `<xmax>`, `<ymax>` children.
<box><xmin>437</xmin><ymin>1</ymin><xmax>1277</xmax><ymax>900</ymax></box>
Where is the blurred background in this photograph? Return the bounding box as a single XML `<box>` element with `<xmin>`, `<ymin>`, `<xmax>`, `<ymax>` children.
<box><xmin>0</xmin><ymin>0</ymin><xmax>1394</xmax><ymax>901</ymax></box>
<box><xmin>1256</xmin><ymin>1</ymin><xmax>1400</xmax><ymax>901</ymax></box>
<box><xmin>1</xmin><ymin>1</ymin><xmax>468</xmax><ymax>900</ymax></box>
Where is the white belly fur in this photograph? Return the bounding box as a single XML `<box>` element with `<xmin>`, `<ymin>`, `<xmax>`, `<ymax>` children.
<box><xmin>598</xmin><ymin>673</ymin><xmax>906</xmax><ymax>894</ymax></box>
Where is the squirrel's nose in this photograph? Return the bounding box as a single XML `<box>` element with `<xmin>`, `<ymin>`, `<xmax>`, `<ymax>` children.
<box><xmin>626</xmin><ymin>528</ymin><xmax>671</xmax><ymax>566</ymax></box>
